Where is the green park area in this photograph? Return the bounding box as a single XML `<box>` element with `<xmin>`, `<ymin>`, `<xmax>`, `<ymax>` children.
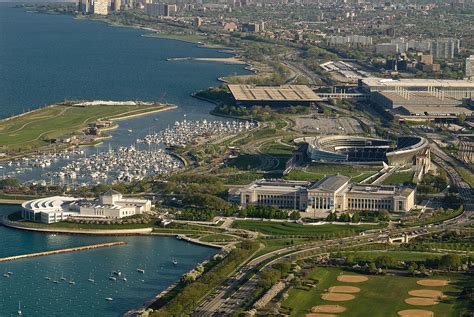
<box><xmin>0</xmin><ymin>103</ymin><xmax>170</xmax><ymax>155</ymax></box>
<box><xmin>285</xmin><ymin>164</ymin><xmax>379</xmax><ymax>183</ymax></box>
<box><xmin>382</xmin><ymin>171</ymin><xmax>415</xmax><ymax>185</ymax></box>
<box><xmin>231</xmin><ymin>220</ymin><xmax>382</xmax><ymax>237</ymax></box>
<box><xmin>281</xmin><ymin>267</ymin><xmax>471</xmax><ymax>317</ymax></box>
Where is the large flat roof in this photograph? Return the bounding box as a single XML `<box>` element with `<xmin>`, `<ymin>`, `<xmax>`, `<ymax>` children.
<box><xmin>228</xmin><ymin>84</ymin><xmax>322</xmax><ymax>102</ymax></box>
<box><xmin>362</xmin><ymin>77</ymin><xmax>474</xmax><ymax>89</ymax></box>
<box><xmin>377</xmin><ymin>91</ymin><xmax>463</xmax><ymax>105</ymax></box>
<box><xmin>400</xmin><ymin>105</ymin><xmax>473</xmax><ymax>116</ymax></box>
<box><xmin>310</xmin><ymin>175</ymin><xmax>350</xmax><ymax>192</ymax></box>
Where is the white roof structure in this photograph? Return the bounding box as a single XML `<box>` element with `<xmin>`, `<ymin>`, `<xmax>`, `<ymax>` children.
<box><xmin>21</xmin><ymin>196</ymin><xmax>79</xmax><ymax>214</ymax></box>
<box><xmin>362</xmin><ymin>77</ymin><xmax>474</xmax><ymax>90</ymax></box>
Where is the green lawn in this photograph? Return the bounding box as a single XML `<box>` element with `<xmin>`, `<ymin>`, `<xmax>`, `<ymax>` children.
<box><xmin>0</xmin><ymin>103</ymin><xmax>168</xmax><ymax>152</ymax></box>
<box><xmin>382</xmin><ymin>171</ymin><xmax>415</xmax><ymax>185</ymax></box>
<box><xmin>285</xmin><ymin>164</ymin><xmax>378</xmax><ymax>182</ymax></box>
<box><xmin>199</xmin><ymin>233</ymin><xmax>238</xmax><ymax>242</ymax></box>
<box><xmin>231</xmin><ymin>220</ymin><xmax>382</xmax><ymax>237</ymax></box>
<box><xmin>281</xmin><ymin>267</ymin><xmax>471</xmax><ymax>317</ymax></box>
<box><xmin>261</xmin><ymin>140</ymin><xmax>294</xmax><ymax>155</ymax></box>
<box><xmin>455</xmin><ymin>166</ymin><xmax>474</xmax><ymax>188</ymax></box>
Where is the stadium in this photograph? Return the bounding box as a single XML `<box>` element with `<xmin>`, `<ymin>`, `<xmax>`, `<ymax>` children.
<box><xmin>296</xmin><ymin>135</ymin><xmax>430</xmax><ymax>167</ymax></box>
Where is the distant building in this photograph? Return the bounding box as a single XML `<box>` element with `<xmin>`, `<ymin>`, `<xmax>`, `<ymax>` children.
<box><xmin>328</xmin><ymin>35</ymin><xmax>372</xmax><ymax>47</ymax></box>
<box><xmin>77</xmin><ymin>0</ymin><xmax>92</xmax><ymax>13</ymax></box>
<box><xmin>375</xmin><ymin>43</ymin><xmax>398</xmax><ymax>55</ymax></box>
<box><xmin>144</xmin><ymin>3</ymin><xmax>164</xmax><ymax>16</ymax></box>
<box><xmin>430</xmin><ymin>38</ymin><xmax>459</xmax><ymax>59</ymax></box>
<box><xmin>194</xmin><ymin>17</ymin><xmax>202</xmax><ymax>27</ymax></box>
<box><xmin>237</xmin><ymin>175</ymin><xmax>416</xmax><ymax>216</ymax></box>
<box><xmin>242</xmin><ymin>23</ymin><xmax>260</xmax><ymax>32</ymax></box>
<box><xmin>93</xmin><ymin>0</ymin><xmax>109</xmax><ymax>15</ymax></box>
<box><xmin>21</xmin><ymin>190</ymin><xmax>152</xmax><ymax>224</ymax></box>
<box><xmin>465</xmin><ymin>55</ymin><xmax>474</xmax><ymax>79</ymax></box>
<box><xmin>166</xmin><ymin>4</ymin><xmax>177</xmax><ymax>16</ymax></box>
<box><xmin>222</xmin><ymin>22</ymin><xmax>238</xmax><ymax>32</ymax></box>
<box><xmin>113</xmin><ymin>0</ymin><xmax>121</xmax><ymax>11</ymax></box>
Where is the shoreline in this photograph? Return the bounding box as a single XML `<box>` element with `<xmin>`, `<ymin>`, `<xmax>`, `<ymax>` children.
<box><xmin>0</xmin><ymin>215</ymin><xmax>223</xmax><ymax>249</ymax></box>
<box><xmin>0</xmin><ymin>102</ymin><xmax>176</xmax><ymax>162</ymax></box>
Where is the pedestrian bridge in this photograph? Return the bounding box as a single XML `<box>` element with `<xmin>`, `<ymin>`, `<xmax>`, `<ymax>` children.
<box><xmin>318</xmin><ymin>93</ymin><xmax>370</xmax><ymax>101</ymax></box>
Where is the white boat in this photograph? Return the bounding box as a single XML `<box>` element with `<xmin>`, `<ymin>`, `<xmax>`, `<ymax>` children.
<box><xmin>60</xmin><ymin>272</ymin><xmax>66</xmax><ymax>281</ymax></box>
<box><xmin>44</xmin><ymin>276</ymin><xmax>51</xmax><ymax>280</ymax></box>
<box><xmin>105</xmin><ymin>297</ymin><xmax>114</xmax><ymax>301</ymax></box>
<box><xmin>137</xmin><ymin>268</ymin><xmax>145</xmax><ymax>274</ymax></box>
<box><xmin>17</xmin><ymin>301</ymin><xmax>22</xmax><ymax>316</ymax></box>
<box><xmin>172</xmin><ymin>258</ymin><xmax>178</xmax><ymax>265</ymax></box>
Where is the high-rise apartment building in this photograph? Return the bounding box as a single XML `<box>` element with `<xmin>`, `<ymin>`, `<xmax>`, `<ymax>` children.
<box><xmin>466</xmin><ymin>55</ymin><xmax>474</xmax><ymax>79</ymax></box>
<box><xmin>113</xmin><ymin>0</ymin><xmax>121</xmax><ymax>11</ymax></box>
<box><xmin>77</xmin><ymin>0</ymin><xmax>91</xmax><ymax>13</ymax></box>
<box><xmin>93</xmin><ymin>0</ymin><xmax>109</xmax><ymax>15</ymax></box>
<box><xmin>430</xmin><ymin>38</ymin><xmax>459</xmax><ymax>59</ymax></box>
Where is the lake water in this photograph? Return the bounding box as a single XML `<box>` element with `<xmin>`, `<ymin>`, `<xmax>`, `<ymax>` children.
<box><xmin>0</xmin><ymin>205</ymin><xmax>217</xmax><ymax>317</ymax></box>
<box><xmin>0</xmin><ymin>3</ymin><xmax>248</xmax><ymax>316</ymax></box>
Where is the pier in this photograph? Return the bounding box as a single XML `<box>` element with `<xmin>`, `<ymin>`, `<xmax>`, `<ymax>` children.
<box><xmin>0</xmin><ymin>241</ymin><xmax>126</xmax><ymax>263</ymax></box>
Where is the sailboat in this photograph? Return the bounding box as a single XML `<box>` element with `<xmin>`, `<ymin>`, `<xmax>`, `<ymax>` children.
<box><xmin>60</xmin><ymin>272</ymin><xmax>66</xmax><ymax>281</ymax></box>
<box><xmin>87</xmin><ymin>274</ymin><xmax>95</xmax><ymax>283</ymax></box>
<box><xmin>17</xmin><ymin>301</ymin><xmax>22</xmax><ymax>316</ymax></box>
<box><xmin>108</xmin><ymin>273</ymin><xmax>117</xmax><ymax>281</ymax></box>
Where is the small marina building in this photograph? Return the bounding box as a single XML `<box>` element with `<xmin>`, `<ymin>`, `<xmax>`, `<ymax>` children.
<box><xmin>21</xmin><ymin>190</ymin><xmax>151</xmax><ymax>224</ymax></box>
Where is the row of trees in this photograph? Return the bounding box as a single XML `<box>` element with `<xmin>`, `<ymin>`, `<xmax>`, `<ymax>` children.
<box><xmin>151</xmin><ymin>241</ymin><xmax>259</xmax><ymax>316</ymax></box>
<box><xmin>343</xmin><ymin>253</ymin><xmax>467</xmax><ymax>273</ymax></box>
<box><xmin>417</xmin><ymin>172</ymin><xmax>448</xmax><ymax>194</ymax></box>
<box><xmin>239</xmin><ymin>205</ymin><xmax>300</xmax><ymax>220</ymax></box>
<box><xmin>325</xmin><ymin>210</ymin><xmax>390</xmax><ymax>223</ymax></box>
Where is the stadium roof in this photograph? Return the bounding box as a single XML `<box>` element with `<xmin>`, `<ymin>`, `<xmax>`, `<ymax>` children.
<box><xmin>228</xmin><ymin>84</ymin><xmax>322</xmax><ymax>102</ymax></box>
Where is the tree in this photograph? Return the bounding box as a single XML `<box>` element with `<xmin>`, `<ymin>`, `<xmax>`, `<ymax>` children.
<box><xmin>351</xmin><ymin>213</ymin><xmax>361</xmax><ymax>223</ymax></box>
<box><xmin>367</xmin><ymin>262</ymin><xmax>377</xmax><ymax>274</ymax></box>
<box><xmin>439</xmin><ymin>254</ymin><xmax>461</xmax><ymax>271</ymax></box>
<box><xmin>375</xmin><ymin>255</ymin><xmax>395</xmax><ymax>270</ymax></box>
<box><xmin>407</xmin><ymin>262</ymin><xmax>418</xmax><ymax>276</ymax></box>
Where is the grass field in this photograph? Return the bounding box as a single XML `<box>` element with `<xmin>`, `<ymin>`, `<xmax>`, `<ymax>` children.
<box><xmin>231</xmin><ymin>220</ymin><xmax>382</xmax><ymax>237</ymax></box>
<box><xmin>382</xmin><ymin>171</ymin><xmax>415</xmax><ymax>185</ymax></box>
<box><xmin>285</xmin><ymin>164</ymin><xmax>379</xmax><ymax>183</ymax></box>
<box><xmin>0</xmin><ymin>103</ymin><xmax>169</xmax><ymax>152</ymax></box>
<box><xmin>281</xmin><ymin>267</ymin><xmax>471</xmax><ymax>317</ymax></box>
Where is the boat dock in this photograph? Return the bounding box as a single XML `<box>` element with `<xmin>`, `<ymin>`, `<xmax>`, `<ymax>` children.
<box><xmin>0</xmin><ymin>241</ymin><xmax>126</xmax><ymax>263</ymax></box>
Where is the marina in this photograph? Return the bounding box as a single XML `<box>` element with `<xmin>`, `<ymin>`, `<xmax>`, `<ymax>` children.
<box><xmin>137</xmin><ymin>119</ymin><xmax>257</xmax><ymax>147</ymax></box>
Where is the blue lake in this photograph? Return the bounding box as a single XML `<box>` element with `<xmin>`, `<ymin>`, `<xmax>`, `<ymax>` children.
<box><xmin>0</xmin><ymin>3</ymin><xmax>249</xmax><ymax>316</ymax></box>
<box><xmin>0</xmin><ymin>205</ymin><xmax>217</xmax><ymax>317</ymax></box>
